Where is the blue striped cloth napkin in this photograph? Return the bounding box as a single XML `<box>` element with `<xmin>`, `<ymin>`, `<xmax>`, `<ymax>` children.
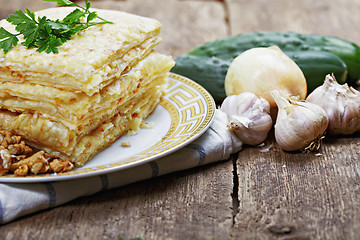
<box><xmin>0</xmin><ymin>110</ymin><xmax>242</xmax><ymax>224</ymax></box>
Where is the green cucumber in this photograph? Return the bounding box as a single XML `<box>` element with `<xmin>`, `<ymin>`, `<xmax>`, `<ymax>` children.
<box><xmin>286</xmin><ymin>51</ymin><xmax>347</xmax><ymax>92</ymax></box>
<box><xmin>171</xmin><ymin>31</ymin><xmax>360</xmax><ymax>102</ymax></box>
<box><xmin>171</xmin><ymin>55</ymin><xmax>229</xmax><ymax>102</ymax></box>
<box><xmin>172</xmin><ymin>50</ymin><xmax>347</xmax><ymax>102</ymax></box>
<box><xmin>187</xmin><ymin>31</ymin><xmax>360</xmax><ymax>84</ymax></box>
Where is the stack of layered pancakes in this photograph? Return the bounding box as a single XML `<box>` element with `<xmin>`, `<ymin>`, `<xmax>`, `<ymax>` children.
<box><xmin>0</xmin><ymin>7</ymin><xmax>175</xmax><ymax>167</ymax></box>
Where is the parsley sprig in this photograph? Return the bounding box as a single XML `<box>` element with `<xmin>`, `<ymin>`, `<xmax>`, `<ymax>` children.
<box><xmin>0</xmin><ymin>0</ymin><xmax>112</xmax><ymax>54</ymax></box>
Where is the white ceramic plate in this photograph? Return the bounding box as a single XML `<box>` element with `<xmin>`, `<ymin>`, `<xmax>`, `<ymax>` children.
<box><xmin>0</xmin><ymin>73</ymin><xmax>215</xmax><ymax>183</ymax></box>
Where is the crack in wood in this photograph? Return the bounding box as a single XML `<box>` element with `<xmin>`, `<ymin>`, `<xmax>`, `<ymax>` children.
<box><xmin>222</xmin><ymin>0</ymin><xmax>232</xmax><ymax>35</ymax></box>
<box><xmin>231</xmin><ymin>155</ymin><xmax>240</xmax><ymax>226</ymax></box>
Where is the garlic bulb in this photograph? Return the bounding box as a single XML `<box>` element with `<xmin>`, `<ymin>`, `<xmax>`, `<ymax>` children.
<box><xmin>271</xmin><ymin>90</ymin><xmax>329</xmax><ymax>151</ymax></box>
<box><xmin>224</xmin><ymin>46</ymin><xmax>307</xmax><ymax>110</ymax></box>
<box><xmin>220</xmin><ymin>92</ymin><xmax>273</xmax><ymax>145</ymax></box>
<box><xmin>307</xmin><ymin>74</ymin><xmax>360</xmax><ymax>135</ymax></box>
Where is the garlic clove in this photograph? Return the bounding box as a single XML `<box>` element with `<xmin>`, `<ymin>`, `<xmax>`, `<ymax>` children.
<box><xmin>306</xmin><ymin>74</ymin><xmax>360</xmax><ymax>135</ymax></box>
<box><xmin>220</xmin><ymin>92</ymin><xmax>273</xmax><ymax>145</ymax></box>
<box><xmin>271</xmin><ymin>90</ymin><xmax>329</xmax><ymax>151</ymax></box>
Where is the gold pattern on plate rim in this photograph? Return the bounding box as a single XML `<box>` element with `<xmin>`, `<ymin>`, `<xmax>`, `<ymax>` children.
<box><xmin>0</xmin><ymin>73</ymin><xmax>215</xmax><ymax>180</ymax></box>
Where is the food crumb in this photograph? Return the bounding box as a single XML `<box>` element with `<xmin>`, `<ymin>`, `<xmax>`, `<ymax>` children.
<box><xmin>121</xmin><ymin>142</ymin><xmax>131</xmax><ymax>147</ymax></box>
<box><xmin>259</xmin><ymin>143</ymin><xmax>273</xmax><ymax>153</ymax></box>
<box><xmin>140</xmin><ymin>121</ymin><xmax>154</xmax><ymax>129</ymax></box>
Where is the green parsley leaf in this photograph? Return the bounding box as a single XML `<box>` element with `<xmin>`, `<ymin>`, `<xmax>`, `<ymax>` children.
<box><xmin>43</xmin><ymin>0</ymin><xmax>78</xmax><ymax>7</ymax></box>
<box><xmin>0</xmin><ymin>28</ymin><xmax>19</xmax><ymax>54</ymax></box>
<box><xmin>0</xmin><ymin>0</ymin><xmax>113</xmax><ymax>54</ymax></box>
<box><xmin>22</xmin><ymin>26</ymin><xmax>40</xmax><ymax>47</ymax></box>
<box><xmin>87</xmin><ymin>11</ymin><xmax>97</xmax><ymax>23</ymax></box>
<box><xmin>85</xmin><ymin>0</ymin><xmax>91</xmax><ymax>12</ymax></box>
<box><xmin>6</xmin><ymin>9</ymin><xmax>32</xmax><ymax>26</ymax></box>
<box><xmin>42</xmin><ymin>35</ymin><xmax>63</xmax><ymax>54</ymax></box>
<box><xmin>47</xmin><ymin>20</ymin><xmax>71</xmax><ymax>31</ymax></box>
<box><xmin>63</xmin><ymin>9</ymin><xmax>86</xmax><ymax>23</ymax></box>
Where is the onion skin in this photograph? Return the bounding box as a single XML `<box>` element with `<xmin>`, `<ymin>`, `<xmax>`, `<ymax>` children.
<box><xmin>225</xmin><ymin>46</ymin><xmax>307</xmax><ymax>110</ymax></box>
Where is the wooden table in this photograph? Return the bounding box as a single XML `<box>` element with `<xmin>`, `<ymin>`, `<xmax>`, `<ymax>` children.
<box><xmin>1</xmin><ymin>0</ymin><xmax>360</xmax><ymax>239</ymax></box>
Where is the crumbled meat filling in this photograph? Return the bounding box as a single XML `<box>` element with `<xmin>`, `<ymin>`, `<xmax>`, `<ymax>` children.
<box><xmin>0</xmin><ymin>129</ymin><xmax>74</xmax><ymax>176</ymax></box>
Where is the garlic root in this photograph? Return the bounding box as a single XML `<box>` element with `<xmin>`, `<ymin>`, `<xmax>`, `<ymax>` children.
<box><xmin>220</xmin><ymin>92</ymin><xmax>273</xmax><ymax>145</ymax></box>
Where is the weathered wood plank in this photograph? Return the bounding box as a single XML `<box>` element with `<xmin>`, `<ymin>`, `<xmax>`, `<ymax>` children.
<box><xmin>231</xmin><ymin>134</ymin><xmax>360</xmax><ymax>240</ymax></box>
<box><xmin>226</xmin><ymin>0</ymin><xmax>360</xmax><ymax>45</ymax></box>
<box><xmin>1</xmin><ymin>160</ymin><xmax>235</xmax><ymax>240</ymax></box>
<box><xmin>0</xmin><ymin>0</ymin><xmax>56</xmax><ymax>20</ymax></box>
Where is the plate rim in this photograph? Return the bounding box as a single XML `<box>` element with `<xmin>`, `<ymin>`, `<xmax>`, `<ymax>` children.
<box><xmin>0</xmin><ymin>73</ymin><xmax>215</xmax><ymax>183</ymax></box>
